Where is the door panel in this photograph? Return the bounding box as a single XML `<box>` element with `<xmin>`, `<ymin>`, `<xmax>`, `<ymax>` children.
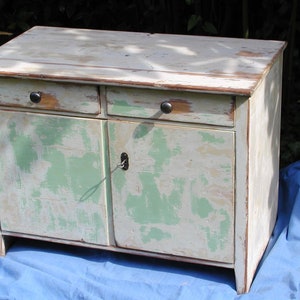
<box><xmin>0</xmin><ymin>111</ymin><xmax>109</xmax><ymax>245</ymax></box>
<box><xmin>108</xmin><ymin>120</ymin><xmax>235</xmax><ymax>263</ymax></box>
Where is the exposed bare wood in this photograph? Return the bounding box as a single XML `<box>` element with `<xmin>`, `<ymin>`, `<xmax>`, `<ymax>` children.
<box><xmin>0</xmin><ymin>26</ymin><xmax>285</xmax><ymax>95</ymax></box>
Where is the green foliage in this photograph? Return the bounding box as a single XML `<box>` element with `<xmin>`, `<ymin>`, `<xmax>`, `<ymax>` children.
<box><xmin>187</xmin><ymin>14</ymin><xmax>201</xmax><ymax>32</ymax></box>
<box><xmin>0</xmin><ymin>0</ymin><xmax>299</xmax><ymax>166</ymax></box>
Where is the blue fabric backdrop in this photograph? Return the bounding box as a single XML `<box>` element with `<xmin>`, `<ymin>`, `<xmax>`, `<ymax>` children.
<box><xmin>1</xmin><ymin>161</ymin><xmax>300</xmax><ymax>299</ymax></box>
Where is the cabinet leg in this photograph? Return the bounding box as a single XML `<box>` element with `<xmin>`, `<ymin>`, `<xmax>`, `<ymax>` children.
<box><xmin>234</xmin><ymin>267</ymin><xmax>252</xmax><ymax>294</ymax></box>
<box><xmin>0</xmin><ymin>233</ymin><xmax>13</xmax><ymax>256</ymax></box>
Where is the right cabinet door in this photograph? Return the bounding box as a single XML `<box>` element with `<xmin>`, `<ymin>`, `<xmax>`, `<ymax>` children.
<box><xmin>108</xmin><ymin>120</ymin><xmax>235</xmax><ymax>263</ymax></box>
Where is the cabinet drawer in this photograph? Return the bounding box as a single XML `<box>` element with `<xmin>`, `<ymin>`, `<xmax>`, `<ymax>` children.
<box><xmin>0</xmin><ymin>78</ymin><xmax>100</xmax><ymax>114</ymax></box>
<box><xmin>107</xmin><ymin>87</ymin><xmax>234</xmax><ymax>126</ymax></box>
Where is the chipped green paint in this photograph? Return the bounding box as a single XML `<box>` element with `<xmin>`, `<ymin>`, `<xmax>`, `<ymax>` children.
<box><xmin>199</xmin><ymin>132</ymin><xmax>225</xmax><ymax>144</ymax></box>
<box><xmin>126</xmin><ymin>172</ymin><xmax>181</xmax><ymax>225</ymax></box>
<box><xmin>47</xmin><ymin>207</ymin><xmax>56</xmax><ymax>232</ymax></box>
<box><xmin>41</xmin><ymin>148</ymin><xmax>68</xmax><ymax>193</ymax></box>
<box><xmin>110</xmin><ymin>99</ymin><xmax>130</xmax><ymax>115</ymax></box>
<box><xmin>192</xmin><ymin>197</ymin><xmax>213</xmax><ymax>219</ymax></box>
<box><xmin>8</xmin><ymin>122</ymin><xmax>38</xmax><ymax>172</ymax></box>
<box><xmin>92</xmin><ymin>212</ymin><xmax>104</xmax><ymax>231</ymax></box>
<box><xmin>200</xmin><ymin>174</ymin><xmax>209</xmax><ymax>186</ymax></box>
<box><xmin>141</xmin><ymin>226</ymin><xmax>172</xmax><ymax>243</ymax></box>
<box><xmin>110</xmin><ymin>99</ymin><xmax>148</xmax><ymax>117</ymax></box>
<box><xmin>149</xmin><ymin>128</ymin><xmax>170</xmax><ymax>173</ymax></box>
<box><xmin>221</xmin><ymin>163</ymin><xmax>231</xmax><ymax>173</ymax></box>
<box><xmin>31</xmin><ymin>189</ymin><xmax>41</xmax><ymax>198</ymax></box>
<box><xmin>201</xmin><ymin>208</ymin><xmax>231</xmax><ymax>252</ymax></box>
<box><xmin>9</xmin><ymin>116</ymin><xmax>104</xmax><ymax>200</ymax></box>
<box><xmin>89</xmin><ymin>212</ymin><xmax>105</xmax><ymax>242</ymax></box>
<box><xmin>0</xmin><ymin>112</ymin><xmax>109</xmax><ymax>245</ymax></box>
<box><xmin>80</xmin><ymin>127</ymin><xmax>93</xmax><ymax>151</ymax></box>
<box><xmin>77</xmin><ymin>209</ymin><xmax>89</xmax><ymax>224</ymax></box>
<box><xmin>113</xmin><ymin>168</ymin><xmax>126</xmax><ymax>193</ymax></box>
<box><xmin>57</xmin><ymin>216</ymin><xmax>77</xmax><ymax>231</ymax></box>
<box><xmin>58</xmin><ymin>216</ymin><xmax>67</xmax><ymax>229</ymax></box>
<box><xmin>33</xmin><ymin>198</ymin><xmax>42</xmax><ymax>215</ymax></box>
<box><xmin>94</xmin><ymin>213</ymin><xmax>104</xmax><ymax>232</ymax></box>
<box><xmin>148</xmin><ymin>127</ymin><xmax>181</xmax><ymax>173</ymax></box>
<box><xmin>107</xmin><ymin>122</ymin><xmax>126</xmax><ymax>193</ymax></box>
<box><xmin>69</xmin><ymin>153</ymin><xmax>102</xmax><ymax>203</ymax></box>
<box><xmin>220</xmin><ymin>164</ymin><xmax>232</xmax><ymax>183</ymax></box>
<box><xmin>219</xmin><ymin>209</ymin><xmax>231</xmax><ymax>248</ymax></box>
<box><xmin>108</xmin><ymin>122</ymin><xmax>117</xmax><ymax>142</ymax></box>
<box><xmin>108</xmin><ymin>120</ymin><xmax>234</xmax><ymax>260</ymax></box>
<box><xmin>190</xmin><ymin>186</ymin><xmax>231</xmax><ymax>254</ymax></box>
<box><xmin>205</xmin><ymin>227</ymin><xmax>218</xmax><ymax>252</ymax></box>
<box><xmin>33</xmin><ymin>118</ymin><xmax>70</xmax><ymax>146</ymax></box>
<box><xmin>40</xmin><ymin>146</ymin><xmax>101</xmax><ymax>203</ymax></box>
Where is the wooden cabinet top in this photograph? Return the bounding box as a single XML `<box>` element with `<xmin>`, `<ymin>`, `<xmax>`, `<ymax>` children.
<box><xmin>0</xmin><ymin>26</ymin><xmax>286</xmax><ymax>96</ymax></box>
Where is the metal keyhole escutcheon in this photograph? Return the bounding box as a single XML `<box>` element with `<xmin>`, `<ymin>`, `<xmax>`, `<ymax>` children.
<box><xmin>120</xmin><ymin>152</ymin><xmax>129</xmax><ymax>170</ymax></box>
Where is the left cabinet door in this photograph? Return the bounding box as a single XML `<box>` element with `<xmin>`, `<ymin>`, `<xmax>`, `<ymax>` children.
<box><xmin>0</xmin><ymin>111</ymin><xmax>110</xmax><ymax>245</ymax></box>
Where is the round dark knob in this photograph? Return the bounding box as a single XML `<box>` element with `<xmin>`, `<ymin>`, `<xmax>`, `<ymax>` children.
<box><xmin>30</xmin><ymin>92</ymin><xmax>42</xmax><ymax>103</ymax></box>
<box><xmin>160</xmin><ymin>101</ymin><xmax>173</xmax><ymax>114</ymax></box>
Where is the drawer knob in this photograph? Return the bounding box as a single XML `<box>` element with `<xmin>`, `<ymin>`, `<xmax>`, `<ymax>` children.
<box><xmin>30</xmin><ymin>92</ymin><xmax>42</xmax><ymax>103</ymax></box>
<box><xmin>160</xmin><ymin>101</ymin><xmax>173</xmax><ymax>114</ymax></box>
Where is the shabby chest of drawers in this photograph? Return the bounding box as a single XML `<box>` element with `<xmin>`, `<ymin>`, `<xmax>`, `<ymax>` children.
<box><xmin>0</xmin><ymin>26</ymin><xmax>285</xmax><ymax>293</ymax></box>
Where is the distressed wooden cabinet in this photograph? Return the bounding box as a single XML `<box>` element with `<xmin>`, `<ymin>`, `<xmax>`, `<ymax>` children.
<box><xmin>0</xmin><ymin>26</ymin><xmax>285</xmax><ymax>293</ymax></box>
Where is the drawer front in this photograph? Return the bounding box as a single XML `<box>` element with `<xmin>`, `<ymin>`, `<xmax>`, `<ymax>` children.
<box><xmin>107</xmin><ymin>87</ymin><xmax>234</xmax><ymax>126</ymax></box>
<box><xmin>0</xmin><ymin>78</ymin><xmax>100</xmax><ymax>114</ymax></box>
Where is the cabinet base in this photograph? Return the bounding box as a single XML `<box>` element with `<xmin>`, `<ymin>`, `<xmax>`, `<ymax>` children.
<box><xmin>0</xmin><ymin>232</ymin><xmax>255</xmax><ymax>294</ymax></box>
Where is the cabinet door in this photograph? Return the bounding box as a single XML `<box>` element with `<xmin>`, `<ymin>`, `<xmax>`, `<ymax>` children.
<box><xmin>0</xmin><ymin>111</ymin><xmax>110</xmax><ymax>245</ymax></box>
<box><xmin>108</xmin><ymin>121</ymin><xmax>235</xmax><ymax>263</ymax></box>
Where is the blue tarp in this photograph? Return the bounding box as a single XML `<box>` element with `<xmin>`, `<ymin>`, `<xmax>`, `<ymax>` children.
<box><xmin>0</xmin><ymin>161</ymin><xmax>300</xmax><ymax>299</ymax></box>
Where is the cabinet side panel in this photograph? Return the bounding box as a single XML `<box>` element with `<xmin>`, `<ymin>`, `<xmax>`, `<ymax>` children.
<box><xmin>234</xmin><ymin>96</ymin><xmax>250</xmax><ymax>293</ymax></box>
<box><xmin>247</xmin><ymin>55</ymin><xmax>283</xmax><ymax>282</ymax></box>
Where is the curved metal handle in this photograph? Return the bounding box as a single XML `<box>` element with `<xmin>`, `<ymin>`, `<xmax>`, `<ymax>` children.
<box><xmin>160</xmin><ymin>101</ymin><xmax>173</xmax><ymax>114</ymax></box>
<box><xmin>30</xmin><ymin>92</ymin><xmax>42</xmax><ymax>103</ymax></box>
